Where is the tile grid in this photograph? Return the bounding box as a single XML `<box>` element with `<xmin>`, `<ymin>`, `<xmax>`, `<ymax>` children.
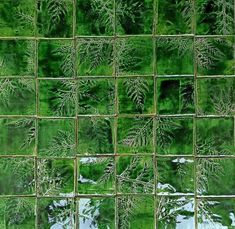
<box><xmin>0</xmin><ymin>0</ymin><xmax>234</xmax><ymax>228</ymax></box>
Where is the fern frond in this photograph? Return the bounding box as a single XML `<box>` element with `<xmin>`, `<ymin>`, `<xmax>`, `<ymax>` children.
<box><xmin>46</xmin><ymin>0</ymin><xmax>67</xmax><ymax>26</ymax></box>
<box><xmin>43</xmin><ymin>130</ymin><xmax>75</xmax><ymax>157</ymax></box>
<box><xmin>210</xmin><ymin>87</ymin><xmax>235</xmax><ymax>115</ymax></box>
<box><xmin>122</xmin><ymin>118</ymin><xmax>153</xmax><ymax>147</ymax></box>
<box><xmin>0</xmin><ymin>79</ymin><xmax>16</xmax><ymax>105</ymax></box>
<box><xmin>195</xmin><ymin>38</ymin><xmax>224</xmax><ymax>69</ymax></box>
<box><xmin>177</xmin><ymin>0</ymin><xmax>194</xmax><ymax>29</ymax></box>
<box><xmin>156</xmin><ymin>117</ymin><xmax>181</xmax><ymax>151</ymax></box>
<box><xmin>53</xmin><ymin>80</ymin><xmax>76</xmax><ymax>116</ymax></box>
<box><xmin>124</xmin><ymin>77</ymin><xmax>149</xmax><ymax>110</ymax></box>
<box><xmin>214</xmin><ymin>0</ymin><xmax>234</xmax><ymax>35</ymax></box>
<box><xmin>53</xmin><ymin>44</ymin><xmax>75</xmax><ymax>77</ymax></box>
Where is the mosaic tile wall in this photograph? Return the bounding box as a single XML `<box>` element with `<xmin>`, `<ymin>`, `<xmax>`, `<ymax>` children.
<box><xmin>0</xmin><ymin>0</ymin><xmax>234</xmax><ymax>228</ymax></box>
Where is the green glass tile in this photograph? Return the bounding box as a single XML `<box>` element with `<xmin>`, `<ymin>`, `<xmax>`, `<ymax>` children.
<box><xmin>0</xmin><ymin>197</ymin><xmax>35</xmax><ymax>229</ymax></box>
<box><xmin>38</xmin><ymin>40</ymin><xmax>75</xmax><ymax>78</ymax></box>
<box><xmin>157</xmin><ymin>157</ymin><xmax>194</xmax><ymax>194</ymax></box>
<box><xmin>78</xmin><ymin>78</ymin><xmax>115</xmax><ymax>114</ymax></box>
<box><xmin>37</xmin><ymin>158</ymin><xmax>74</xmax><ymax>196</ymax></box>
<box><xmin>78</xmin><ymin>197</ymin><xmax>115</xmax><ymax>228</ymax></box>
<box><xmin>77</xmin><ymin>157</ymin><xmax>115</xmax><ymax>194</ymax></box>
<box><xmin>117</xmin><ymin>196</ymin><xmax>154</xmax><ymax>229</ymax></box>
<box><xmin>196</xmin><ymin>118</ymin><xmax>234</xmax><ymax>155</ymax></box>
<box><xmin>116</xmin><ymin>37</ymin><xmax>153</xmax><ymax>75</ymax></box>
<box><xmin>78</xmin><ymin>117</ymin><xmax>114</xmax><ymax>155</ymax></box>
<box><xmin>197</xmin><ymin>158</ymin><xmax>235</xmax><ymax>195</ymax></box>
<box><xmin>157</xmin><ymin>117</ymin><xmax>193</xmax><ymax>155</ymax></box>
<box><xmin>0</xmin><ymin>118</ymin><xmax>36</xmax><ymax>155</ymax></box>
<box><xmin>157</xmin><ymin>0</ymin><xmax>193</xmax><ymax>34</ymax></box>
<box><xmin>39</xmin><ymin>79</ymin><xmax>76</xmax><ymax>116</ymax></box>
<box><xmin>37</xmin><ymin>0</ymin><xmax>73</xmax><ymax>37</ymax></box>
<box><xmin>0</xmin><ymin>40</ymin><xmax>35</xmax><ymax>76</ymax></box>
<box><xmin>116</xmin><ymin>156</ymin><xmax>154</xmax><ymax>193</ymax></box>
<box><xmin>197</xmin><ymin>78</ymin><xmax>235</xmax><ymax>115</ymax></box>
<box><xmin>196</xmin><ymin>37</ymin><xmax>234</xmax><ymax>75</ymax></box>
<box><xmin>198</xmin><ymin>199</ymin><xmax>235</xmax><ymax>228</ymax></box>
<box><xmin>77</xmin><ymin>38</ymin><xmax>114</xmax><ymax>76</ymax></box>
<box><xmin>37</xmin><ymin>198</ymin><xmax>75</xmax><ymax>228</ymax></box>
<box><xmin>156</xmin><ymin>37</ymin><xmax>194</xmax><ymax>75</ymax></box>
<box><xmin>38</xmin><ymin>119</ymin><xmax>76</xmax><ymax>157</ymax></box>
<box><xmin>117</xmin><ymin>117</ymin><xmax>153</xmax><ymax>154</ymax></box>
<box><xmin>157</xmin><ymin>78</ymin><xmax>195</xmax><ymax>114</ymax></box>
<box><xmin>0</xmin><ymin>157</ymin><xmax>35</xmax><ymax>195</ymax></box>
<box><xmin>76</xmin><ymin>0</ymin><xmax>114</xmax><ymax>35</ymax></box>
<box><xmin>196</xmin><ymin>0</ymin><xmax>234</xmax><ymax>35</ymax></box>
<box><xmin>118</xmin><ymin>76</ymin><xmax>154</xmax><ymax>114</ymax></box>
<box><xmin>157</xmin><ymin>196</ymin><xmax>195</xmax><ymax>228</ymax></box>
<box><xmin>0</xmin><ymin>0</ymin><xmax>35</xmax><ymax>36</ymax></box>
<box><xmin>116</xmin><ymin>0</ymin><xmax>153</xmax><ymax>35</ymax></box>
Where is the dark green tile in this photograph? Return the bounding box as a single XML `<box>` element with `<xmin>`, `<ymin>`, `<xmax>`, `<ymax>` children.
<box><xmin>37</xmin><ymin>0</ymin><xmax>73</xmax><ymax>37</ymax></box>
<box><xmin>78</xmin><ymin>117</ymin><xmax>114</xmax><ymax>155</ymax></box>
<box><xmin>0</xmin><ymin>0</ymin><xmax>35</xmax><ymax>36</ymax></box>
<box><xmin>77</xmin><ymin>157</ymin><xmax>115</xmax><ymax>194</ymax></box>
<box><xmin>0</xmin><ymin>118</ymin><xmax>36</xmax><ymax>155</ymax></box>
<box><xmin>38</xmin><ymin>40</ymin><xmax>75</xmax><ymax>78</ymax></box>
<box><xmin>0</xmin><ymin>40</ymin><xmax>35</xmax><ymax>76</ymax></box>
<box><xmin>157</xmin><ymin>117</ymin><xmax>193</xmax><ymax>155</ymax></box>
<box><xmin>117</xmin><ymin>117</ymin><xmax>153</xmax><ymax>154</ymax></box>
<box><xmin>118</xmin><ymin>77</ymin><xmax>154</xmax><ymax>114</ymax></box>
<box><xmin>157</xmin><ymin>78</ymin><xmax>194</xmax><ymax>114</ymax></box>
<box><xmin>38</xmin><ymin>119</ymin><xmax>76</xmax><ymax>157</ymax></box>
<box><xmin>116</xmin><ymin>156</ymin><xmax>154</xmax><ymax>193</ymax></box>
<box><xmin>157</xmin><ymin>157</ymin><xmax>194</xmax><ymax>194</ymax></box>
<box><xmin>39</xmin><ymin>79</ymin><xmax>76</xmax><ymax>116</ymax></box>
<box><xmin>0</xmin><ymin>157</ymin><xmax>35</xmax><ymax>195</ymax></box>
<box><xmin>78</xmin><ymin>78</ymin><xmax>115</xmax><ymax>114</ymax></box>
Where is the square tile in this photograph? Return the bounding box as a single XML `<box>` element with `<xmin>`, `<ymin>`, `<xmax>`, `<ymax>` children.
<box><xmin>116</xmin><ymin>0</ymin><xmax>153</xmax><ymax>34</ymax></box>
<box><xmin>38</xmin><ymin>40</ymin><xmax>75</xmax><ymax>77</ymax></box>
<box><xmin>77</xmin><ymin>38</ymin><xmax>113</xmax><ymax>76</ymax></box>
<box><xmin>157</xmin><ymin>196</ymin><xmax>195</xmax><ymax>228</ymax></box>
<box><xmin>78</xmin><ymin>78</ymin><xmax>115</xmax><ymax>114</ymax></box>
<box><xmin>0</xmin><ymin>40</ymin><xmax>35</xmax><ymax>76</ymax></box>
<box><xmin>198</xmin><ymin>198</ymin><xmax>235</xmax><ymax>228</ymax></box>
<box><xmin>0</xmin><ymin>157</ymin><xmax>35</xmax><ymax>195</ymax></box>
<box><xmin>116</xmin><ymin>156</ymin><xmax>154</xmax><ymax>193</ymax></box>
<box><xmin>37</xmin><ymin>0</ymin><xmax>73</xmax><ymax>37</ymax></box>
<box><xmin>157</xmin><ymin>117</ymin><xmax>193</xmax><ymax>155</ymax></box>
<box><xmin>157</xmin><ymin>0</ymin><xmax>193</xmax><ymax>34</ymax></box>
<box><xmin>117</xmin><ymin>117</ymin><xmax>153</xmax><ymax>154</ymax></box>
<box><xmin>196</xmin><ymin>0</ymin><xmax>234</xmax><ymax>35</ymax></box>
<box><xmin>38</xmin><ymin>119</ymin><xmax>76</xmax><ymax>157</ymax></box>
<box><xmin>76</xmin><ymin>0</ymin><xmax>114</xmax><ymax>35</ymax></box>
<box><xmin>117</xmin><ymin>195</ymin><xmax>154</xmax><ymax>228</ymax></box>
<box><xmin>0</xmin><ymin>118</ymin><xmax>36</xmax><ymax>155</ymax></box>
<box><xmin>37</xmin><ymin>159</ymin><xmax>74</xmax><ymax>196</ymax></box>
<box><xmin>77</xmin><ymin>157</ymin><xmax>115</xmax><ymax>194</ymax></box>
<box><xmin>0</xmin><ymin>79</ymin><xmax>36</xmax><ymax>115</ymax></box>
<box><xmin>157</xmin><ymin>157</ymin><xmax>194</xmax><ymax>195</ymax></box>
<box><xmin>197</xmin><ymin>78</ymin><xmax>235</xmax><ymax>115</ymax></box>
<box><xmin>157</xmin><ymin>78</ymin><xmax>194</xmax><ymax>114</ymax></box>
<box><xmin>37</xmin><ymin>198</ymin><xmax>75</xmax><ymax>228</ymax></box>
<box><xmin>196</xmin><ymin>118</ymin><xmax>234</xmax><ymax>155</ymax></box>
<box><xmin>0</xmin><ymin>0</ymin><xmax>35</xmax><ymax>36</ymax></box>
<box><xmin>197</xmin><ymin>158</ymin><xmax>235</xmax><ymax>195</ymax></box>
<box><xmin>116</xmin><ymin>37</ymin><xmax>153</xmax><ymax>75</ymax></box>
<box><xmin>78</xmin><ymin>197</ymin><xmax>115</xmax><ymax>229</ymax></box>
<box><xmin>78</xmin><ymin>117</ymin><xmax>114</xmax><ymax>155</ymax></box>
<box><xmin>156</xmin><ymin>37</ymin><xmax>194</xmax><ymax>75</ymax></box>
<box><xmin>195</xmin><ymin>37</ymin><xmax>234</xmax><ymax>75</ymax></box>
<box><xmin>39</xmin><ymin>79</ymin><xmax>76</xmax><ymax>116</ymax></box>
<box><xmin>0</xmin><ymin>197</ymin><xmax>35</xmax><ymax>228</ymax></box>
<box><xmin>118</xmin><ymin>76</ymin><xmax>154</xmax><ymax>114</ymax></box>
